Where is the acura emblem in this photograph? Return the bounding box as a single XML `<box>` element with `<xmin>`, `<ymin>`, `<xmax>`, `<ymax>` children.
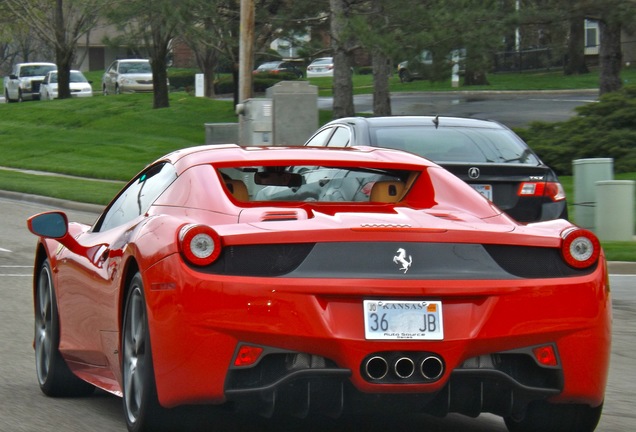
<box><xmin>468</xmin><ymin>167</ymin><xmax>480</xmax><ymax>179</ymax></box>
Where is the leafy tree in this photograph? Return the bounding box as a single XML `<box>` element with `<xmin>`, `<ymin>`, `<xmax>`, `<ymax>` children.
<box><xmin>3</xmin><ymin>0</ymin><xmax>101</xmax><ymax>99</ymax></box>
<box><xmin>180</xmin><ymin>0</ymin><xmax>325</xmax><ymax>103</ymax></box>
<box><xmin>592</xmin><ymin>0</ymin><xmax>636</xmax><ymax>94</ymax></box>
<box><xmin>564</xmin><ymin>7</ymin><xmax>589</xmax><ymax>75</ymax></box>
<box><xmin>103</xmin><ymin>0</ymin><xmax>193</xmax><ymax>108</ymax></box>
<box><xmin>329</xmin><ymin>0</ymin><xmax>358</xmax><ymax>118</ymax></box>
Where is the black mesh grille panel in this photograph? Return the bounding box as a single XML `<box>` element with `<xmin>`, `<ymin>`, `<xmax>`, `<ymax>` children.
<box><xmin>483</xmin><ymin>245</ymin><xmax>597</xmax><ymax>278</ymax></box>
<box><xmin>202</xmin><ymin>243</ymin><xmax>315</xmax><ymax>276</ymax></box>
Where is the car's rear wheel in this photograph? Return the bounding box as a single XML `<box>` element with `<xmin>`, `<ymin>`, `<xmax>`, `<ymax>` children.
<box><xmin>35</xmin><ymin>260</ymin><xmax>95</xmax><ymax>397</ymax></box>
<box><xmin>122</xmin><ymin>273</ymin><xmax>168</xmax><ymax>432</ymax></box>
<box><xmin>504</xmin><ymin>400</ymin><xmax>603</xmax><ymax>432</ymax></box>
<box><xmin>102</xmin><ymin>84</ymin><xmax>109</xmax><ymax>96</ymax></box>
<box><xmin>399</xmin><ymin>69</ymin><xmax>412</xmax><ymax>83</ymax></box>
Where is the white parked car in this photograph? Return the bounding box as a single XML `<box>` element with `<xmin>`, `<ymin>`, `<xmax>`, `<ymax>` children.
<box><xmin>102</xmin><ymin>59</ymin><xmax>155</xmax><ymax>94</ymax></box>
<box><xmin>306</xmin><ymin>57</ymin><xmax>334</xmax><ymax>78</ymax></box>
<box><xmin>3</xmin><ymin>62</ymin><xmax>56</xmax><ymax>102</ymax></box>
<box><xmin>40</xmin><ymin>70</ymin><xmax>93</xmax><ymax>100</ymax></box>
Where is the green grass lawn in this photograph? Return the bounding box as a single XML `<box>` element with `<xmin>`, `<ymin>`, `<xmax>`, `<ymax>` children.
<box><xmin>0</xmin><ymin>92</ymin><xmax>236</xmax><ymax>180</ymax></box>
<box><xmin>1</xmin><ymin>69</ymin><xmax>634</xmax><ymax>260</ymax></box>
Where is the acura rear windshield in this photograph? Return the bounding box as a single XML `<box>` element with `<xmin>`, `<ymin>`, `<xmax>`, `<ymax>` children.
<box><xmin>370</xmin><ymin>126</ymin><xmax>540</xmax><ymax>165</ymax></box>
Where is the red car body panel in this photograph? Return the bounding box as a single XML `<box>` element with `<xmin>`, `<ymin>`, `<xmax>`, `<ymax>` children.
<box><xmin>28</xmin><ymin>145</ymin><xmax>611</xmax><ymax>425</ymax></box>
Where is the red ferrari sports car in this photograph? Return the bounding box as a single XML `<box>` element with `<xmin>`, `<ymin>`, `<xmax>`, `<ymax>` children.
<box><xmin>27</xmin><ymin>145</ymin><xmax>610</xmax><ymax>432</ymax></box>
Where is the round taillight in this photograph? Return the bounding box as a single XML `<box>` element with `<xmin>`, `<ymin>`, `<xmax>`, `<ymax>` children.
<box><xmin>179</xmin><ymin>224</ymin><xmax>222</xmax><ymax>266</ymax></box>
<box><xmin>561</xmin><ymin>228</ymin><xmax>600</xmax><ymax>269</ymax></box>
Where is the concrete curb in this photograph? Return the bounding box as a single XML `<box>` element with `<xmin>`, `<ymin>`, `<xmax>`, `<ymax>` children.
<box><xmin>0</xmin><ymin>190</ymin><xmax>104</xmax><ymax>214</ymax></box>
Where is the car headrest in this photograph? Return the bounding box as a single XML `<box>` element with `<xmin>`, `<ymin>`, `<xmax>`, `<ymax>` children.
<box><xmin>370</xmin><ymin>180</ymin><xmax>405</xmax><ymax>203</ymax></box>
<box><xmin>225</xmin><ymin>180</ymin><xmax>249</xmax><ymax>201</ymax></box>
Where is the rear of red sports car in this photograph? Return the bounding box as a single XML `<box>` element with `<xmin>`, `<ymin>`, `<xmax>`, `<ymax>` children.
<box><xmin>27</xmin><ymin>145</ymin><xmax>610</xmax><ymax>432</ymax></box>
<box><xmin>141</xmin><ymin>147</ymin><xmax>611</xmax><ymax>431</ymax></box>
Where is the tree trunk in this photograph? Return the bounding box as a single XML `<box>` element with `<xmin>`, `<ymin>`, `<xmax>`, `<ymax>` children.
<box><xmin>151</xmin><ymin>58</ymin><xmax>170</xmax><ymax>108</ymax></box>
<box><xmin>203</xmin><ymin>64</ymin><xmax>216</xmax><ymax>98</ymax></box>
<box><xmin>54</xmin><ymin>45</ymin><xmax>74</xmax><ymax>100</ymax></box>
<box><xmin>599</xmin><ymin>19</ymin><xmax>622</xmax><ymax>95</ymax></box>
<box><xmin>564</xmin><ymin>12</ymin><xmax>588</xmax><ymax>75</ymax></box>
<box><xmin>54</xmin><ymin>0</ymin><xmax>72</xmax><ymax>100</ymax></box>
<box><xmin>330</xmin><ymin>0</ymin><xmax>355</xmax><ymax>119</ymax></box>
<box><xmin>150</xmin><ymin>34</ymin><xmax>171</xmax><ymax>108</ymax></box>
<box><xmin>372</xmin><ymin>49</ymin><xmax>391</xmax><ymax>116</ymax></box>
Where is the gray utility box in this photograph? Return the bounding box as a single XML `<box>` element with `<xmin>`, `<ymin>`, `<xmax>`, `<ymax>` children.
<box><xmin>204</xmin><ymin>123</ymin><xmax>239</xmax><ymax>145</ymax></box>
<box><xmin>572</xmin><ymin>158</ymin><xmax>613</xmax><ymax>230</ymax></box>
<box><xmin>240</xmin><ymin>98</ymin><xmax>273</xmax><ymax>145</ymax></box>
<box><xmin>595</xmin><ymin>180</ymin><xmax>635</xmax><ymax>241</ymax></box>
<box><xmin>238</xmin><ymin>81</ymin><xmax>318</xmax><ymax>146</ymax></box>
<box><xmin>266</xmin><ymin>81</ymin><xmax>318</xmax><ymax>146</ymax></box>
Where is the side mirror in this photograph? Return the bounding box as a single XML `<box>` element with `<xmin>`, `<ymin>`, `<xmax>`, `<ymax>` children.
<box><xmin>27</xmin><ymin>211</ymin><xmax>90</xmax><ymax>257</ymax></box>
<box><xmin>27</xmin><ymin>212</ymin><xmax>68</xmax><ymax>238</ymax></box>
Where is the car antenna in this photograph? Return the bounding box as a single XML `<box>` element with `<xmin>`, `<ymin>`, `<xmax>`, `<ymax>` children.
<box><xmin>433</xmin><ymin>115</ymin><xmax>439</xmax><ymax>129</ymax></box>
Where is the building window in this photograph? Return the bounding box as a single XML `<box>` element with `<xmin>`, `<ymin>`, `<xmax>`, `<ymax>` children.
<box><xmin>585</xmin><ymin>19</ymin><xmax>599</xmax><ymax>49</ymax></box>
<box><xmin>584</xmin><ymin>19</ymin><xmax>600</xmax><ymax>55</ymax></box>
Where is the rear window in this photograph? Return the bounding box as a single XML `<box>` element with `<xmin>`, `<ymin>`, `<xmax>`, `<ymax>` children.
<box><xmin>369</xmin><ymin>126</ymin><xmax>540</xmax><ymax>165</ymax></box>
<box><xmin>218</xmin><ymin>165</ymin><xmax>419</xmax><ymax>204</ymax></box>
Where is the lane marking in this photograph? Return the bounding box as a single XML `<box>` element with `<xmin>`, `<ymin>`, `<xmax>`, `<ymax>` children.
<box><xmin>0</xmin><ymin>265</ymin><xmax>32</xmax><ymax>277</ymax></box>
<box><xmin>0</xmin><ymin>247</ymin><xmax>12</xmax><ymax>252</ymax></box>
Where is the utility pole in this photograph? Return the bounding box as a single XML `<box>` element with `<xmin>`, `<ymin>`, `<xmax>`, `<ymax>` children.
<box><xmin>237</xmin><ymin>0</ymin><xmax>255</xmax><ymax>144</ymax></box>
<box><xmin>239</xmin><ymin>0</ymin><xmax>255</xmax><ymax>105</ymax></box>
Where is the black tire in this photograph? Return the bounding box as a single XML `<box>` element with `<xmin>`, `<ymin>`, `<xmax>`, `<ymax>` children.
<box><xmin>102</xmin><ymin>84</ymin><xmax>108</xmax><ymax>96</ymax></box>
<box><xmin>122</xmin><ymin>274</ymin><xmax>170</xmax><ymax>432</ymax></box>
<box><xmin>115</xmin><ymin>85</ymin><xmax>121</xmax><ymax>95</ymax></box>
<box><xmin>4</xmin><ymin>89</ymin><xmax>13</xmax><ymax>103</ymax></box>
<box><xmin>34</xmin><ymin>260</ymin><xmax>95</xmax><ymax>397</ymax></box>
<box><xmin>17</xmin><ymin>90</ymin><xmax>23</xmax><ymax>102</ymax></box>
<box><xmin>399</xmin><ymin>69</ymin><xmax>412</xmax><ymax>83</ymax></box>
<box><xmin>504</xmin><ymin>401</ymin><xmax>603</xmax><ymax>432</ymax></box>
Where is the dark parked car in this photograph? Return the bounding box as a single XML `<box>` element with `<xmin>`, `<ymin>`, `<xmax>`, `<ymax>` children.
<box><xmin>253</xmin><ymin>61</ymin><xmax>303</xmax><ymax>78</ymax></box>
<box><xmin>304</xmin><ymin>116</ymin><xmax>567</xmax><ymax>222</ymax></box>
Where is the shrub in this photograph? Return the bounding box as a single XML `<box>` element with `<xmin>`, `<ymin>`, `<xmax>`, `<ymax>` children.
<box><xmin>168</xmin><ymin>70</ymin><xmax>196</xmax><ymax>91</ymax></box>
<box><xmin>516</xmin><ymin>85</ymin><xmax>636</xmax><ymax>175</ymax></box>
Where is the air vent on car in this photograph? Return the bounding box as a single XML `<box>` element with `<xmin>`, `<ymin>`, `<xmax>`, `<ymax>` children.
<box><xmin>261</xmin><ymin>211</ymin><xmax>301</xmax><ymax>221</ymax></box>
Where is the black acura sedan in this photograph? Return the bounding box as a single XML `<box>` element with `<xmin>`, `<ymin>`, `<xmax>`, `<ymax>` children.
<box><xmin>304</xmin><ymin>116</ymin><xmax>567</xmax><ymax>222</ymax></box>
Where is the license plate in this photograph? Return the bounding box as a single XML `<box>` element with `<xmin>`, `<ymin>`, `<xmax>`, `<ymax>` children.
<box><xmin>363</xmin><ymin>300</ymin><xmax>444</xmax><ymax>340</ymax></box>
<box><xmin>472</xmin><ymin>184</ymin><xmax>492</xmax><ymax>200</ymax></box>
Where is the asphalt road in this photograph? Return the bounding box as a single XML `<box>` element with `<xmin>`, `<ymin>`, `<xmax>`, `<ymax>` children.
<box><xmin>0</xmin><ymin>197</ymin><xmax>634</xmax><ymax>431</ymax></box>
<box><xmin>319</xmin><ymin>90</ymin><xmax>598</xmax><ymax>127</ymax></box>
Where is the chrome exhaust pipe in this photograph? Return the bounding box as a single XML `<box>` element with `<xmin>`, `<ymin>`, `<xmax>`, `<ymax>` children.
<box><xmin>365</xmin><ymin>356</ymin><xmax>389</xmax><ymax>380</ymax></box>
<box><xmin>420</xmin><ymin>355</ymin><xmax>444</xmax><ymax>380</ymax></box>
<box><xmin>394</xmin><ymin>357</ymin><xmax>415</xmax><ymax>379</ymax></box>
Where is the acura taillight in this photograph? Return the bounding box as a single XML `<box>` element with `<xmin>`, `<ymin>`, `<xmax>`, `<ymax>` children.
<box><xmin>518</xmin><ymin>182</ymin><xmax>566</xmax><ymax>202</ymax></box>
<box><xmin>178</xmin><ymin>224</ymin><xmax>222</xmax><ymax>266</ymax></box>
<box><xmin>561</xmin><ymin>228</ymin><xmax>600</xmax><ymax>269</ymax></box>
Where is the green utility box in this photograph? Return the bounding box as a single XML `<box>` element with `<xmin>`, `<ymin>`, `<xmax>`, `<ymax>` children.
<box><xmin>572</xmin><ymin>158</ymin><xmax>613</xmax><ymax>230</ymax></box>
